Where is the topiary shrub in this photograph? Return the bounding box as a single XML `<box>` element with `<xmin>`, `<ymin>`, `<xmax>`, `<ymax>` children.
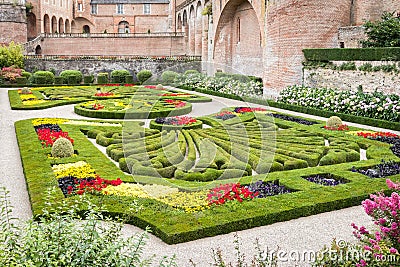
<box><xmin>97</xmin><ymin>73</ymin><xmax>109</xmax><ymax>84</ymax></box>
<box><xmin>83</xmin><ymin>75</ymin><xmax>94</xmax><ymax>84</ymax></box>
<box><xmin>137</xmin><ymin>69</ymin><xmax>152</xmax><ymax>84</ymax></box>
<box><xmin>184</xmin><ymin>69</ymin><xmax>199</xmax><ymax>75</ymax></box>
<box><xmin>161</xmin><ymin>71</ymin><xmax>178</xmax><ymax>84</ymax></box>
<box><xmin>51</xmin><ymin>137</ymin><xmax>74</xmax><ymax>158</ymax></box>
<box><xmin>326</xmin><ymin>116</ymin><xmax>343</xmax><ymax>128</ymax></box>
<box><xmin>54</xmin><ymin>76</ymin><xmax>64</xmax><ymax>84</ymax></box>
<box><xmin>21</xmin><ymin>71</ymin><xmax>32</xmax><ymax>79</ymax></box>
<box><xmin>156</xmin><ymin>84</ymin><xmax>163</xmax><ymax>90</ymax></box>
<box><xmin>21</xmin><ymin>87</ymin><xmax>31</xmax><ymax>94</ymax></box>
<box><xmin>125</xmin><ymin>75</ymin><xmax>134</xmax><ymax>84</ymax></box>
<box><xmin>60</xmin><ymin>70</ymin><xmax>83</xmax><ymax>83</ymax></box>
<box><xmin>66</xmin><ymin>75</ymin><xmax>79</xmax><ymax>85</ymax></box>
<box><xmin>16</xmin><ymin>77</ymin><xmax>27</xmax><ymax>85</ymax></box>
<box><xmin>32</xmin><ymin>71</ymin><xmax>55</xmax><ymax>84</ymax></box>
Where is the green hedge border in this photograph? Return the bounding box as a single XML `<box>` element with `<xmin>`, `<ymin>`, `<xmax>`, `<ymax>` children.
<box><xmin>177</xmin><ymin>86</ymin><xmax>399</xmax><ymax>131</ymax></box>
<box><xmin>74</xmin><ymin>102</ymin><xmax>192</xmax><ymax>119</ymax></box>
<box><xmin>149</xmin><ymin>119</ymin><xmax>203</xmax><ymax>131</ymax></box>
<box><xmin>303</xmin><ymin>48</ymin><xmax>400</xmax><ymax>61</ymax></box>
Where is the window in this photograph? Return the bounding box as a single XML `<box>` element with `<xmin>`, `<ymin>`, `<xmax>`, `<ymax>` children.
<box><xmin>117</xmin><ymin>4</ymin><xmax>124</xmax><ymax>14</ymax></box>
<box><xmin>236</xmin><ymin>18</ymin><xmax>240</xmax><ymax>43</ymax></box>
<box><xmin>143</xmin><ymin>3</ymin><xmax>150</xmax><ymax>14</ymax></box>
<box><xmin>91</xmin><ymin>4</ymin><xmax>97</xmax><ymax>14</ymax></box>
<box><xmin>77</xmin><ymin>3</ymin><xmax>83</xmax><ymax>11</ymax></box>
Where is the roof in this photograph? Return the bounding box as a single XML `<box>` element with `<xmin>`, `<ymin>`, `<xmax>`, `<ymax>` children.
<box><xmin>90</xmin><ymin>0</ymin><xmax>169</xmax><ymax>4</ymax></box>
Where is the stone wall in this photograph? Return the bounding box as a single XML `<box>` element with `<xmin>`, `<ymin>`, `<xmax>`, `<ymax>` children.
<box><xmin>338</xmin><ymin>26</ymin><xmax>366</xmax><ymax>48</ymax></box>
<box><xmin>24</xmin><ymin>58</ymin><xmax>201</xmax><ymax>80</ymax></box>
<box><xmin>303</xmin><ymin>61</ymin><xmax>400</xmax><ymax>95</ymax></box>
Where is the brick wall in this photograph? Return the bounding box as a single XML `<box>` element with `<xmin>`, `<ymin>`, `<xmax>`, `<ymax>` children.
<box><xmin>40</xmin><ymin>36</ymin><xmax>186</xmax><ymax>55</ymax></box>
<box><xmin>0</xmin><ymin>4</ymin><xmax>27</xmax><ymax>44</ymax></box>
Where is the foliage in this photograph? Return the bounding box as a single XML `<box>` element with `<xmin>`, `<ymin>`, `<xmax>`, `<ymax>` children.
<box><xmin>31</xmin><ymin>71</ymin><xmax>55</xmax><ymax>84</ymax></box>
<box><xmin>0</xmin><ymin>186</ymin><xmax>175</xmax><ymax>267</ymax></box>
<box><xmin>315</xmin><ymin>179</ymin><xmax>400</xmax><ymax>266</ymax></box>
<box><xmin>326</xmin><ymin>116</ymin><xmax>343</xmax><ymax>128</ymax></box>
<box><xmin>175</xmin><ymin>72</ymin><xmax>263</xmax><ymax>98</ymax></box>
<box><xmin>161</xmin><ymin>71</ymin><xmax>178</xmax><ymax>84</ymax></box>
<box><xmin>0</xmin><ymin>41</ymin><xmax>24</xmax><ymax>69</ymax></box>
<box><xmin>201</xmin><ymin>4</ymin><xmax>212</xmax><ymax>16</ymax></box>
<box><xmin>137</xmin><ymin>69</ymin><xmax>153</xmax><ymax>84</ymax></box>
<box><xmin>111</xmin><ymin>69</ymin><xmax>130</xmax><ymax>77</ymax></box>
<box><xmin>362</xmin><ymin>12</ymin><xmax>400</xmax><ymax>48</ymax></box>
<box><xmin>303</xmin><ymin>48</ymin><xmax>400</xmax><ymax>61</ymax></box>
<box><xmin>1</xmin><ymin>66</ymin><xmax>22</xmax><ymax>82</ymax></box>
<box><xmin>278</xmin><ymin>85</ymin><xmax>400</xmax><ymax>122</ymax></box>
<box><xmin>51</xmin><ymin>137</ymin><xmax>75</xmax><ymax>158</ymax></box>
<box><xmin>60</xmin><ymin>70</ymin><xmax>83</xmax><ymax>83</ymax></box>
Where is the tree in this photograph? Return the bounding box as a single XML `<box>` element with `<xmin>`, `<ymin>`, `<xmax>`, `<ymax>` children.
<box><xmin>0</xmin><ymin>42</ymin><xmax>24</xmax><ymax>69</ymax></box>
<box><xmin>361</xmin><ymin>12</ymin><xmax>400</xmax><ymax>47</ymax></box>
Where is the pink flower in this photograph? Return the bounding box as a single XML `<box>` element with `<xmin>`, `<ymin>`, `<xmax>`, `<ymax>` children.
<box><xmin>389</xmin><ymin>248</ymin><xmax>398</xmax><ymax>254</ymax></box>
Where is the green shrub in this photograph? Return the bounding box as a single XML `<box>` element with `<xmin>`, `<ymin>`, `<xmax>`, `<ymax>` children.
<box><xmin>338</xmin><ymin>62</ymin><xmax>357</xmax><ymax>71</ymax></box>
<box><xmin>51</xmin><ymin>137</ymin><xmax>74</xmax><ymax>158</ymax></box>
<box><xmin>0</xmin><ymin>41</ymin><xmax>24</xmax><ymax>68</ymax></box>
<box><xmin>137</xmin><ymin>69</ymin><xmax>152</xmax><ymax>84</ymax></box>
<box><xmin>21</xmin><ymin>87</ymin><xmax>31</xmax><ymax>94</ymax></box>
<box><xmin>83</xmin><ymin>75</ymin><xmax>94</xmax><ymax>84</ymax></box>
<box><xmin>125</xmin><ymin>75</ymin><xmax>134</xmax><ymax>84</ymax></box>
<box><xmin>60</xmin><ymin>70</ymin><xmax>83</xmax><ymax>83</ymax></box>
<box><xmin>66</xmin><ymin>75</ymin><xmax>79</xmax><ymax>85</ymax></box>
<box><xmin>303</xmin><ymin>48</ymin><xmax>400</xmax><ymax>61</ymax></box>
<box><xmin>32</xmin><ymin>71</ymin><xmax>55</xmax><ymax>84</ymax></box>
<box><xmin>184</xmin><ymin>69</ymin><xmax>199</xmax><ymax>75</ymax></box>
<box><xmin>358</xmin><ymin>63</ymin><xmax>373</xmax><ymax>72</ymax></box>
<box><xmin>21</xmin><ymin>71</ymin><xmax>32</xmax><ymax>79</ymax></box>
<box><xmin>111</xmin><ymin>75</ymin><xmax>123</xmax><ymax>83</ymax></box>
<box><xmin>156</xmin><ymin>84</ymin><xmax>163</xmax><ymax>90</ymax></box>
<box><xmin>54</xmin><ymin>76</ymin><xmax>64</xmax><ymax>84</ymax></box>
<box><xmin>97</xmin><ymin>73</ymin><xmax>108</xmax><ymax>84</ymax></box>
<box><xmin>111</xmin><ymin>69</ymin><xmax>130</xmax><ymax>78</ymax></box>
<box><xmin>16</xmin><ymin>76</ymin><xmax>27</xmax><ymax>85</ymax></box>
<box><xmin>380</xmin><ymin>64</ymin><xmax>397</xmax><ymax>73</ymax></box>
<box><xmin>326</xmin><ymin>116</ymin><xmax>343</xmax><ymax>128</ymax></box>
<box><xmin>0</xmin><ymin>187</ymin><xmax>173</xmax><ymax>267</ymax></box>
<box><xmin>161</xmin><ymin>71</ymin><xmax>178</xmax><ymax>84</ymax></box>
<box><xmin>0</xmin><ymin>76</ymin><xmax>3</xmax><ymax>85</ymax></box>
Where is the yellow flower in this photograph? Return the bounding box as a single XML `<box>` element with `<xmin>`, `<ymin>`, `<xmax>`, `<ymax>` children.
<box><xmin>158</xmin><ymin>191</ymin><xmax>210</xmax><ymax>213</ymax></box>
<box><xmin>52</xmin><ymin>161</ymin><xmax>96</xmax><ymax>179</ymax></box>
<box><xmin>22</xmin><ymin>100</ymin><xmax>47</xmax><ymax>106</ymax></box>
<box><xmin>102</xmin><ymin>183</ymin><xmax>150</xmax><ymax>198</ymax></box>
<box><xmin>32</xmin><ymin>118</ymin><xmax>70</xmax><ymax>126</ymax></box>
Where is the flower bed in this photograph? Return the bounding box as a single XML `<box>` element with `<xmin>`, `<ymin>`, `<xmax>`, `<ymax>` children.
<box><xmin>14</xmin><ymin>108</ymin><xmax>400</xmax><ymax>244</ymax></box>
<box><xmin>302</xmin><ymin>173</ymin><xmax>348</xmax><ymax>186</ymax></box>
<box><xmin>266</xmin><ymin>113</ymin><xmax>318</xmax><ymax>125</ymax></box>
<box><xmin>150</xmin><ymin>116</ymin><xmax>203</xmax><ymax>131</ymax></box>
<box><xmin>356</xmin><ymin>131</ymin><xmax>400</xmax><ymax>158</ymax></box>
<box><xmin>8</xmin><ymin>85</ymin><xmax>211</xmax><ymax>110</ymax></box>
<box><xmin>351</xmin><ymin>160</ymin><xmax>400</xmax><ymax>178</ymax></box>
<box><xmin>74</xmin><ymin>98</ymin><xmax>193</xmax><ymax>119</ymax></box>
<box><xmin>278</xmin><ymin>85</ymin><xmax>400</xmax><ymax>122</ymax></box>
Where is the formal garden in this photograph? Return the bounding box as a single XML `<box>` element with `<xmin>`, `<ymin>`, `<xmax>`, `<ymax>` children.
<box><xmin>1</xmin><ymin>13</ymin><xmax>400</xmax><ymax>265</ymax></box>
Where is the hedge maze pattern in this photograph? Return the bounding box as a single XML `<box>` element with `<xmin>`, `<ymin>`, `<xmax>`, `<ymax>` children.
<box><xmin>89</xmin><ymin>110</ymin><xmax>362</xmax><ymax>183</ymax></box>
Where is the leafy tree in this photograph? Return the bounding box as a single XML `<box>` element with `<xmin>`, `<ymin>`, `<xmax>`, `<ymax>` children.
<box><xmin>0</xmin><ymin>42</ymin><xmax>24</xmax><ymax>69</ymax></box>
<box><xmin>362</xmin><ymin>12</ymin><xmax>400</xmax><ymax>47</ymax></box>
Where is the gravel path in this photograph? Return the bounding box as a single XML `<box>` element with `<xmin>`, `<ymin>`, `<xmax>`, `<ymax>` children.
<box><xmin>2</xmin><ymin>87</ymin><xmax>398</xmax><ymax>266</ymax></box>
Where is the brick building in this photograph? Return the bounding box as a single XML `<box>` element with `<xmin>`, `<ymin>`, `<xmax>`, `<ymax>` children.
<box><xmin>2</xmin><ymin>0</ymin><xmax>400</xmax><ymax>90</ymax></box>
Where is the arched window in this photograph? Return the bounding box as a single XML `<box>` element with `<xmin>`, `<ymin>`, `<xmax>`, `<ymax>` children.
<box><xmin>83</xmin><ymin>25</ymin><xmax>90</xmax><ymax>33</ymax></box>
<box><xmin>237</xmin><ymin>18</ymin><xmax>240</xmax><ymax>43</ymax></box>
<box><xmin>118</xmin><ymin>21</ymin><xmax>130</xmax><ymax>33</ymax></box>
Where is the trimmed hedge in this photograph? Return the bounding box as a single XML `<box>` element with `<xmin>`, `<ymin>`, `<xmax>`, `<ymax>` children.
<box><xmin>303</xmin><ymin>47</ymin><xmax>400</xmax><ymax>62</ymax></box>
<box><xmin>74</xmin><ymin>102</ymin><xmax>192</xmax><ymax>119</ymax></box>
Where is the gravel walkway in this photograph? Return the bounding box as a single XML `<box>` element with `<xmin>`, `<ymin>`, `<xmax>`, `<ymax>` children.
<box><xmin>2</xmin><ymin>87</ymin><xmax>398</xmax><ymax>266</ymax></box>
